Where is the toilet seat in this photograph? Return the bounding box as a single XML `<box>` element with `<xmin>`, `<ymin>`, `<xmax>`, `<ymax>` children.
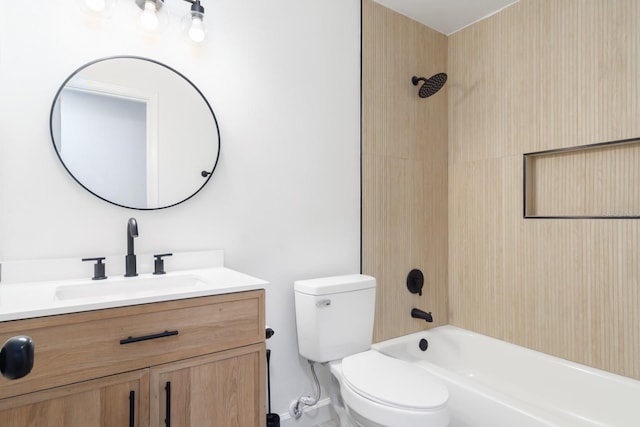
<box><xmin>336</xmin><ymin>351</ymin><xmax>449</xmax><ymax>427</ymax></box>
<box><xmin>342</xmin><ymin>350</ymin><xmax>448</xmax><ymax>410</ymax></box>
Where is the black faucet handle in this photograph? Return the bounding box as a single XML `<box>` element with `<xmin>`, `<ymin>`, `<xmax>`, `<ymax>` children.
<box><xmin>82</xmin><ymin>257</ymin><xmax>107</xmax><ymax>280</ymax></box>
<box><xmin>153</xmin><ymin>253</ymin><xmax>173</xmax><ymax>275</ymax></box>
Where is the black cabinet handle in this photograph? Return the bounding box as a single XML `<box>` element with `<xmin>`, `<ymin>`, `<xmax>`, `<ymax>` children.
<box><xmin>119</xmin><ymin>330</ymin><xmax>178</xmax><ymax>345</ymax></box>
<box><xmin>165</xmin><ymin>381</ymin><xmax>171</xmax><ymax>427</ymax></box>
<box><xmin>129</xmin><ymin>390</ymin><xmax>135</xmax><ymax>427</ymax></box>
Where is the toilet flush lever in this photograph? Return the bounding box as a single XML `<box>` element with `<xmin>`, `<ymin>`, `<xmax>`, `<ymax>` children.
<box><xmin>316</xmin><ymin>299</ymin><xmax>331</xmax><ymax>307</ymax></box>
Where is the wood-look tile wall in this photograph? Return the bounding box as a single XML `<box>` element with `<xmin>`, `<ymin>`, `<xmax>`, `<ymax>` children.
<box><xmin>362</xmin><ymin>0</ymin><xmax>449</xmax><ymax>342</ymax></box>
<box><xmin>449</xmin><ymin>0</ymin><xmax>640</xmax><ymax>379</ymax></box>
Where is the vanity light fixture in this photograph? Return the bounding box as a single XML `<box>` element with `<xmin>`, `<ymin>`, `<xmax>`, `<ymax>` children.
<box><xmin>135</xmin><ymin>0</ymin><xmax>167</xmax><ymax>31</ymax></box>
<box><xmin>140</xmin><ymin>0</ymin><xmax>160</xmax><ymax>29</ymax></box>
<box><xmin>182</xmin><ymin>0</ymin><xmax>207</xmax><ymax>43</ymax></box>
<box><xmin>82</xmin><ymin>0</ymin><xmax>208</xmax><ymax>43</ymax></box>
<box><xmin>132</xmin><ymin>0</ymin><xmax>207</xmax><ymax>42</ymax></box>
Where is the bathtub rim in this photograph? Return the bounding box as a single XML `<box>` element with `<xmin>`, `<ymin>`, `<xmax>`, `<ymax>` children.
<box><xmin>372</xmin><ymin>324</ymin><xmax>640</xmax><ymax>388</ymax></box>
<box><xmin>372</xmin><ymin>325</ymin><xmax>640</xmax><ymax>427</ymax></box>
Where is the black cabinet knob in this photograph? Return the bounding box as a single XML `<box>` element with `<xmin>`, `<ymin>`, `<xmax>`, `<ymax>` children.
<box><xmin>0</xmin><ymin>336</ymin><xmax>34</xmax><ymax>380</ymax></box>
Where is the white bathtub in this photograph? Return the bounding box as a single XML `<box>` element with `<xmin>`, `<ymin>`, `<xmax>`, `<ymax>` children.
<box><xmin>372</xmin><ymin>325</ymin><xmax>640</xmax><ymax>427</ymax></box>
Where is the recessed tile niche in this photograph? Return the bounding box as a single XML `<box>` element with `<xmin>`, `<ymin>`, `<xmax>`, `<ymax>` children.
<box><xmin>524</xmin><ymin>138</ymin><xmax>640</xmax><ymax>218</ymax></box>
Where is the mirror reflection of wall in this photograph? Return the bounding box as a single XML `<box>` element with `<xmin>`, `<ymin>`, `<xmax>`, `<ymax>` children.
<box><xmin>55</xmin><ymin>89</ymin><xmax>149</xmax><ymax>207</ymax></box>
<box><xmin>50</xmin><ymin>56</ymin><xmax>220</xmax><ymax>210</ymax></box>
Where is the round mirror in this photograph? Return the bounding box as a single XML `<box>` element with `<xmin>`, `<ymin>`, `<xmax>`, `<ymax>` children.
<box><xmin>50</xmin><ymin>56</ymin><xmax>220</xmax><ymax>210</ymax></box>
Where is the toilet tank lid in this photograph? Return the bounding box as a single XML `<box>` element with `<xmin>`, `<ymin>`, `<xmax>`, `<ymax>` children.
<box><xmin>294</xmin><ymin>274</ymin><xmax>376</xmax><ymax>295</ymax></box>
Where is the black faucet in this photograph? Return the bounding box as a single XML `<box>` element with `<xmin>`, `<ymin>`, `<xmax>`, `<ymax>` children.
<box><xmin>411</xmin><ymin>308</ymin><xmax>433</xmax><ymax>323</ymax></box>
<box><xmin>125</xmin><ymin>218</ymin><xmax>138</xmax><ymax>277</ymax></box>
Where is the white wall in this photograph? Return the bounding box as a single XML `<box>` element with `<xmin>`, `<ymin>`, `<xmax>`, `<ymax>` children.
<box><xmin>0</xmin><ymin>0</ymin><xmax>361</xmax><ymax>421</ymax></box>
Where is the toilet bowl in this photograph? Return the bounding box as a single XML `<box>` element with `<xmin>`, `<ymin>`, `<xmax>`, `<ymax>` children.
<box><xmin>331</xmin><ymin>351</ymin><xmax>449</xmax><ymax>427</ymax></box>
<box><xmin>293</xmin><ymin>274</ymin><xmax>449</xmax><ymax>427</ymax></box>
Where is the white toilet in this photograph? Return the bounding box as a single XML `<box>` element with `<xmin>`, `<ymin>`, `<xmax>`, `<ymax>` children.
<box><xmin>294</xmin><ymin>274</ymin><xmax>449</xmax><ymax>427</ymax></box>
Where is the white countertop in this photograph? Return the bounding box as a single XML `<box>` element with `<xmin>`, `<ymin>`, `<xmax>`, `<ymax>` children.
<box><xmin>0</xmin><ymin>267</ymin><xmax>267</xmax><ymax>322</ymax></box>
<box><xmin>0</xmin><ymin>251</ymin><xmax>267</xmax><ymax>322</ymax></box>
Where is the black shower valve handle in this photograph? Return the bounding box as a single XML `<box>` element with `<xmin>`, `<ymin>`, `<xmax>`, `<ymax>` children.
<box><xmin>406</xmin><ymin>269</ymin><xmax>424</xmax><ymax>296</ymax></box>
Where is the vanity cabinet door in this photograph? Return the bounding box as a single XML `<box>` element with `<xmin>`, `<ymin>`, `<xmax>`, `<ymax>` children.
<box><xmin>0</xmin><ymin>369</ymin><xmax>149</xmax><ymax>427</ymax></box>
<box><xmin>150</xmin><ymin>343</ymin><xmax>266</xmax><ymax>427</ymax></box>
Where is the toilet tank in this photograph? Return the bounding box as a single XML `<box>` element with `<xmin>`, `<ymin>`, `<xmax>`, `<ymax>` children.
<box><xmin>294</xmin><ymin>274</ymin><xmax>376</xmax><ymax>363</ymax></box>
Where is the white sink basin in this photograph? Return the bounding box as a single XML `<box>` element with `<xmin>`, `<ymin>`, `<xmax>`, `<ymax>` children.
<box><xmin>54</xmin><ymin>274</ymin><xmax>206</xmax><ymax>300</ymax></box>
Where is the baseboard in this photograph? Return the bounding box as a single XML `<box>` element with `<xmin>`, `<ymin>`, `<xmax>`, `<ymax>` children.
<box><xmin>277</xmin><ymin>397</ymin><xmax>335</xmax><ymax>427</ymax></box>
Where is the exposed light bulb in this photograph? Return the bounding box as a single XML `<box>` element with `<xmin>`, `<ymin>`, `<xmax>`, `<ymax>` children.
<box><xmin>85</xmin><ymin>0</ymin><xmax>106</xmax><ymax>12</ymax></box>
<box><xmin>188</xmin><ymin>15</ymin><xmax>206</xmax><ymax>43</ymax></box>
<box><xmin>140</xmin><ymin>0</ymin><xmax>159</xmax><ymax>30</ymax></box>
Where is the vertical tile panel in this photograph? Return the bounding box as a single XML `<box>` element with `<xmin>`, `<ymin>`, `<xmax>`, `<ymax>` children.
<box><xmin>449</xmin><ymin>0</ymin><xmax>640</xmax><ymax>379</ymax></box>
<box><xmin>362</xmin><ymin>0</ymin><xmax>448</xmax><ymax>342</ymax></box>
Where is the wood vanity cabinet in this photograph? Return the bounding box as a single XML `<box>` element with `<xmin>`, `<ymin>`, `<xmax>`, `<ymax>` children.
<box><xmin>0</xmin><ymin>290</ymin><xmax>266</xmax><ymax>427</ymax></box>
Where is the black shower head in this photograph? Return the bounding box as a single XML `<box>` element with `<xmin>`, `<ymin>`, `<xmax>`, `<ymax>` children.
<box><xmin>412</xmin><ymin>73</ymin><xmax>447</xmax><ymax>98</ymax></box>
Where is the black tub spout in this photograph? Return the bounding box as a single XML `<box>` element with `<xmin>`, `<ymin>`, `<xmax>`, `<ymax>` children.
<box><xmin>411</xmin><ymin>308</ymin><xmax>433</xmax><ymax>323</ymax></box>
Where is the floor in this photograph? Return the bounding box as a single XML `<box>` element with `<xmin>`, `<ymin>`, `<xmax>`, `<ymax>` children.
<box><xmin>315</xmin><ymin>421</ymin><xmax>339</xmax><ymax>427</ymax></box>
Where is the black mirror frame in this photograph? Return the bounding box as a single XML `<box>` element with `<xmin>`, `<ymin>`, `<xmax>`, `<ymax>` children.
<box><xmin>49</xmin><ymin>55</ymin><xmax>221</xmax><ymax>210</ymax></box>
